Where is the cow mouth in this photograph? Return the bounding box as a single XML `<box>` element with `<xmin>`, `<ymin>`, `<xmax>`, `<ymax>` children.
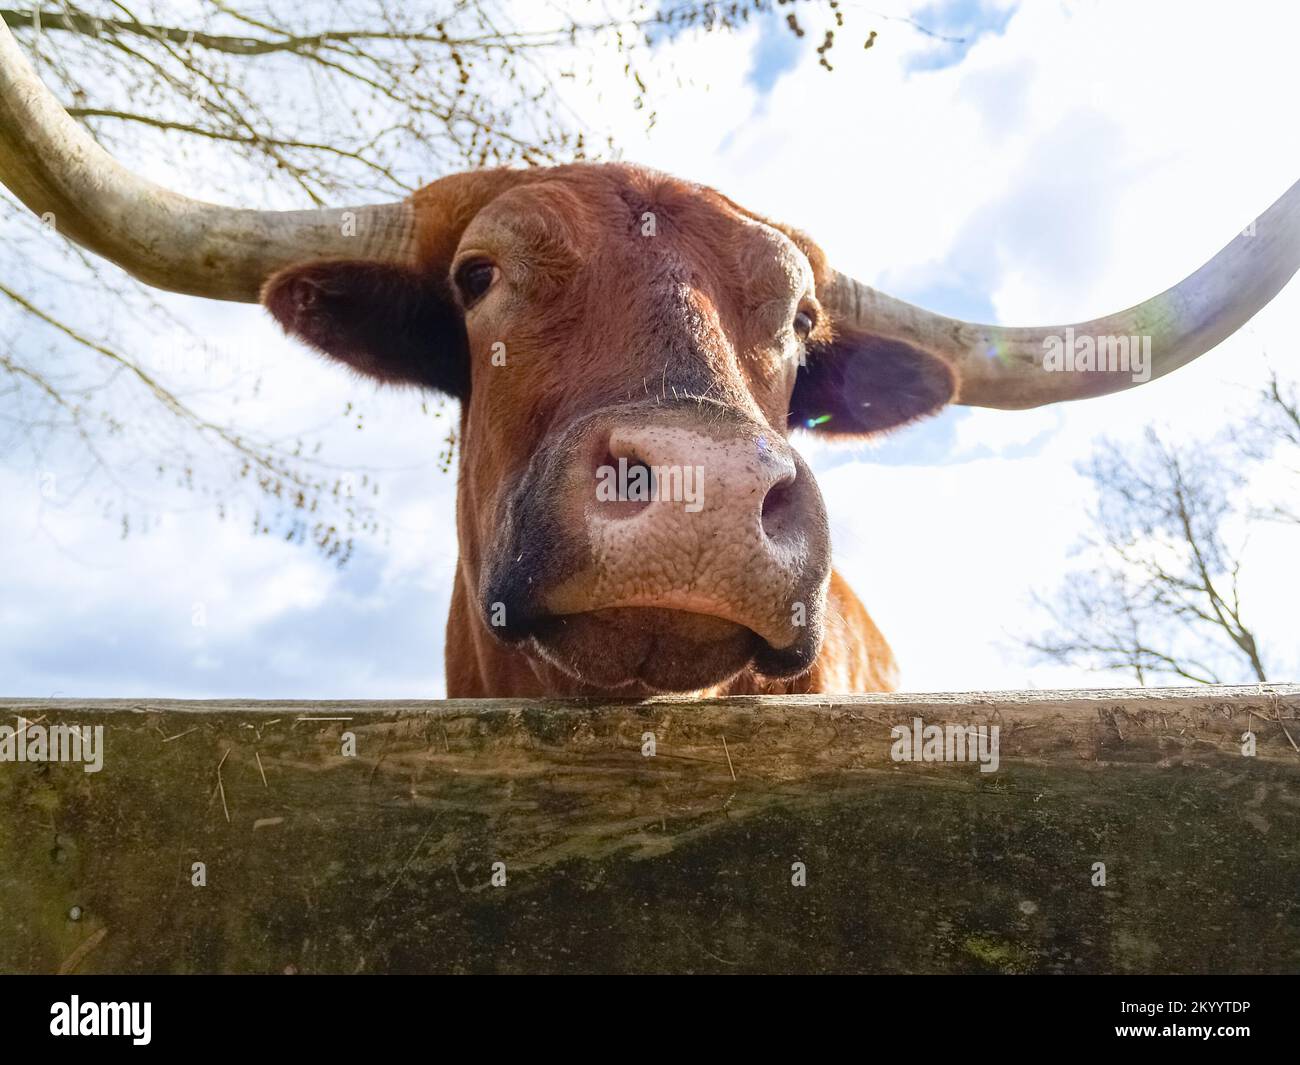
<box><xmin>525</xmin><ymin>607</ymin><xmax>814</xmax><ymax>693</ymax></box>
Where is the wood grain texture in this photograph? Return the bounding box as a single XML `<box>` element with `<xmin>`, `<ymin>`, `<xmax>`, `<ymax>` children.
<box><xmin>1</xmin><ymin>686</ymin><xmax>1297</xmax><ymax>974</ymax></box>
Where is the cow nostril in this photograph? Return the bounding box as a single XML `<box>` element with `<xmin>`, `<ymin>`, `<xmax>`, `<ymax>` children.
<box><xmin>760</xmin><ymin>475</ymin><xmax>797</xmax><ymax>540</ymax></box>
<box><xmin>594</xmin><ymin>445</ymin><xmax>654</xmax><ymax>519</ymax></box>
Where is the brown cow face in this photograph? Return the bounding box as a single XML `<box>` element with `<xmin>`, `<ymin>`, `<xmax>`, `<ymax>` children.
<box><xmin>263</xmin><ymin>164</ymin><xmax>956</xmax><ymax>693</ymax></box>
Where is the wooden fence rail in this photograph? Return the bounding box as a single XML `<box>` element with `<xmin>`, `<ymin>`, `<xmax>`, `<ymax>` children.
<box><xmin>1</xmin><ymin>686</ymin><xmax>1297</xmax><ymax>974</ymax></box>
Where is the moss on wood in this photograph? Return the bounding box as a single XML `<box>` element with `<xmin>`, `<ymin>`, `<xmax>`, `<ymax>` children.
<box><xmin>1</xmin><ymin>688</ymin><xmax>1296</xmax><ymax>974</ymax></box>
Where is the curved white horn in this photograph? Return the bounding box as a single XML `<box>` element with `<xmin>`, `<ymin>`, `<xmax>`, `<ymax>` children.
<box><xmin>825</xmin><ymin>179</ymin><xmax>1300</xmax><ymax>409</ymax></box>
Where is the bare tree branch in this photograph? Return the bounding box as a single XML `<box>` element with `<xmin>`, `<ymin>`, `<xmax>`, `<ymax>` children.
<box><xmin>1023</xmin><ymin>406</ymin><xmax>1299</xmax><ymax>684</ymax></box>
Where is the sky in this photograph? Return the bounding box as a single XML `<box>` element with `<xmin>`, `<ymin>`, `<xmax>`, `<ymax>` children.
<box><xmin>2</xmin><ymin>0</ymin><xmax>1298</xmax><ymax>698</ymax></box>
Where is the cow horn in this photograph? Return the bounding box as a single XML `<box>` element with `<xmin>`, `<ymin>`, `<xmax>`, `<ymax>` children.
<box><xmin>0</xmin><ymin>21</ymin><xmax>415</xmax><ymax>302</ymax></box>
<box><xmin>824</xmin><ymin>178</ymin><xmax>1300</xmax><ymax>409</ymax></box>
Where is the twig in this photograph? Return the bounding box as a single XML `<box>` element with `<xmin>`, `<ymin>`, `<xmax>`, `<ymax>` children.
<box><xmin>216</xmin><ymin>747</ymin><xmax>231</xmax><ymax>823</ymax></box>
<box><xmin>1276</xmin><ymin>713</ymin><xmax>1300</xmax><ymax>756</ymax></box>
<box><xmin>161</xmin><ymin>726</ymin><xmax>198</xmax><ymax>743</ymax></box>
<box><xmin>58</xmin><ymin>926</ymin><xmax>108</xmax><ymax>975</ymax></box>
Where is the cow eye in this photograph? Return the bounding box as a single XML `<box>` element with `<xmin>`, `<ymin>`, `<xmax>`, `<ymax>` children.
<box><xmin>793</xmin><ymin>309</ymin><xmax>816</xmax><ymax>340</ymax></box>
<box><xmin>455</xmin><ymin>260</ymin><xmax>498</xmax><ymax>304</ymax></box>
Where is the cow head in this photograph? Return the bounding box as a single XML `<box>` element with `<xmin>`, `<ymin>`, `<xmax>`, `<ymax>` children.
<box><xmin>261</xmin><ymin>166</ymin><xmax>956</xmax><ymax>692</ymax></box>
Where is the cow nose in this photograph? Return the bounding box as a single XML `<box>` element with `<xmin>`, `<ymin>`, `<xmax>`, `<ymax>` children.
<box><xmin>599</xmin><ymin>423</ymin><xmax>799</xmax><ymax>540</ymax></box>
<box><xmin>542</xmin><ymin>412</ymin><xmax>830</xmax><ymax>653</ymax></box>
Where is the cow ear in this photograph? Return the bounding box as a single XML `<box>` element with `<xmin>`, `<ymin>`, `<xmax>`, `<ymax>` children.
<box><xmin>262</xmin><ymin>260</ymin><xmax>468</xmax><ymax>398</ymax></box>
<box><xmin>789</xmin><ymin>328</ymin><xmax>956</xmax><ymax>435</ymax></box>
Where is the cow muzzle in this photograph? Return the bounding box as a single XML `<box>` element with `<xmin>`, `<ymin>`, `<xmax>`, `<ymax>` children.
<box><xmin>480</xmin><ymin>403</ymin><xmax>831</xmax><ymax>692</ymax></box>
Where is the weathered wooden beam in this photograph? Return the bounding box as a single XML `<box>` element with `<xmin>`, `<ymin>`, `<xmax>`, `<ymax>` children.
<box><xmin>1</xmin><ymin>686</ymin><xmax>1297</xmax><ymax>974</ymax></box>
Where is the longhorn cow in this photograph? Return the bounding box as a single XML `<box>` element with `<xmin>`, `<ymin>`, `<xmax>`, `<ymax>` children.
<box><xmin>2</xmin><ymin>24</ymin><xmax>1296</xmax><ymax>696</ymax></box>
